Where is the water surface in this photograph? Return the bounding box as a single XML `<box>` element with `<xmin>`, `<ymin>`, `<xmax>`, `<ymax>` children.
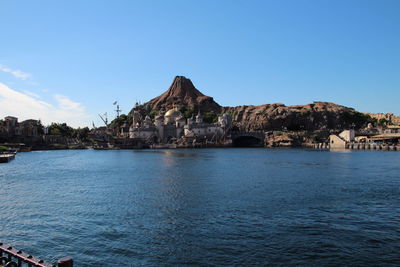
<box><xmin>1</xmin><ymin>149</ymin><xmax>400</xmax><ymax>266</ymax></box>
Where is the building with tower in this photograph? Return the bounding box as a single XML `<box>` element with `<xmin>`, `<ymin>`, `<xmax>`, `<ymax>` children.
<box><xmin>128</xmin><ymin>106</ymin><xmax>232</xmax><ymax>144</ymax></box>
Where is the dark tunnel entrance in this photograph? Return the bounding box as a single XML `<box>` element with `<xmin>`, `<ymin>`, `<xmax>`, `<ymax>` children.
<box><xmin>232</xmin><ymin>136</ymin><xmax>264</xmax><ymax>147</ymax></box>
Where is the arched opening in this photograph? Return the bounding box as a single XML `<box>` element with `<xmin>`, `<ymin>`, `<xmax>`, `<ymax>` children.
<box><xmin>233</xmin><ymin>136</ymin><xmax>264</xmax><ymax>147</ymax></box>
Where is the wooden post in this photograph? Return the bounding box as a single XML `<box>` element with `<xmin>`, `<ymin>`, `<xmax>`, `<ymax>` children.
<box><xmin>57</xmin><ymin>256</ymin><xmax>73</xmax><ymax>267</ymax></box>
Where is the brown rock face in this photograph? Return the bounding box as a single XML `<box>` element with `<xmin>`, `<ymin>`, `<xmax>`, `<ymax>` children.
<box><xmin>223</xmin><ymin>102</ymin><xmax>362</xmax><ymax>131</ymax></box>
<box><xmin>143</xmin><ymin>76</ymin><xmax>221</xmax><ymax>113</ymax></box>
<box><xmin>130</xmin><ymin>76</ymin><xmax>370</xmax><ymax>132</ymax></box>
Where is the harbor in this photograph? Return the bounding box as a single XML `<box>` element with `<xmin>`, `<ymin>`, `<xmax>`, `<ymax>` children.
<box><xmin>1</xmin><ymin>0</ymin><xmax>400</xmax><ymax>265</ymax></box>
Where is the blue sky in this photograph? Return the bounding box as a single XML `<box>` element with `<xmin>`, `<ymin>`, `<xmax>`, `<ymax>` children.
<box><xmin>0</xmin><ymin>0</ymin><xmax>399</xmax><ymax>127</ymax></box>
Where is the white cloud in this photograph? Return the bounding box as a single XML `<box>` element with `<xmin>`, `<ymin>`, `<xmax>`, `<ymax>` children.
<box><xmin>23</xmin><ymin>90</ymin><xmax>40</xmax><ymax>99</ymax></box>
<box><xmin>0</xmin><ymin>83</ymin><xmax>90</xmax><ymax>127</ymax></box>
<box><xmin>54</xmin><ymin>94</ymin><xmax>85</xmax><ymax>111</ymax></box>
<box><xmin>0</xmin><ymin>64</ymin><xmax>31</xmax><ymax>80</ymax></box>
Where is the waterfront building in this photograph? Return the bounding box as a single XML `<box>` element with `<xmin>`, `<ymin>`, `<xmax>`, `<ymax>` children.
<box><xmin>329</xmin><ymin>128</ymin><xmax>400</xmax><ymax>149</ymax></box>
<box><xmin>384</xmin><ymin>125</ymin><xmax>400</xmax><ymax>134</ymax></box>
<box><xmin>183</xmin><ymin>111</ymin><xmax>224</xmax><ymax>141</ymax></box>
<box><xmin>338</xmin><ymin>129</ymin><xmax>355</xmax><ymax>142</ymax></box>
<box><xmin>16</xmin><ymin>119</ymin><xmax>42</xmax><ymax>137</ymax></box>
<box><xmin>0</xmin><ymin>116</ymin><xmax>42</xmax><ymax>139</ymax></box>
<box><xmin>329</xmin><ymin>134</ymin><xmax>347</xmax><ymax>149</ymax></box>
<box><xmin>329</xmin><ymin>129</ymin><xmax>355</xmax><ymax>149</ymax></box>
<box><xmin>128</xmin><ymin>107</ymin><xmax>231</xmax><ymax>144</ymax></box>
<box><xmin>369</xmin><ymin>134</ymin><xmax>400</xmax><ymax>143</ymax></box>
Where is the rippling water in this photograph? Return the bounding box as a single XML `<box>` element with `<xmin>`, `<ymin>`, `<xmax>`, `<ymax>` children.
<box><xmin>1</xmin><ymin>149</ymin><xmax>400</xmax><ymax>266</ymax></box>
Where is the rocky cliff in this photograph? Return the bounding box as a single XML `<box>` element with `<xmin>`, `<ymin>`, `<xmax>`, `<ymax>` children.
<box><xmin>131</xmin><ymin>76</ymin><xmax>372</xmax><ymax>131</ymax></box>
<box><xmin>223</xmin><ymin>102</ymin><xmax>368</xmax><ymax>131</ymax></box>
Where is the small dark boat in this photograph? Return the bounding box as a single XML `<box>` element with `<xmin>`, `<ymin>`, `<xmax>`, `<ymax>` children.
<box><xmin>0</xmin><ymin>153</ymin><xmax>16</xmax><ymax>163</ymax></box>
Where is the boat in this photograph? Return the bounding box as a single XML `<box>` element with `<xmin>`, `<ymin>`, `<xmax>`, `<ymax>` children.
<box><xmin>0</xmin><ymin>153</ymin><xmax>16</xmax><ymax>163</ymax></box>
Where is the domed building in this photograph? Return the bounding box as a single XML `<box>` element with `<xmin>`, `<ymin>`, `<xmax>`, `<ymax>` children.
<box><xmin>129</xmin><ymin>106</ymin><xmax>232</xmax><ymax>144</ymax></box>
<box><xmin>164</xmin><ymin>107</ymin><xmax>182</xmax><ymax>125</ymax></box>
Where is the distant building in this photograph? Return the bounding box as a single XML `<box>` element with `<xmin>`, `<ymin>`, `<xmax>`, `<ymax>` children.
<box><xmin>0</xmin><ymin>116</ymin><xmax>42</xmax><ymax>139</ymax></box>
<box><xmin>369</xmin><ymin>133</ymin><xmax>400</xmax><ymax>144</ymax></box>
<box><xmin>366</xmin><ymin>112</ymin><xmax>400</xmax><ymax>125</ymax></box>
<box><xmin>128</xmin><ymin>107</ymin><xmax>231</xmax><ymax>144</ymax></box>
<box><xmin>339</xmin><ymin>129</ymin><xmax>355</xmax><ymax>142</ymax></box>
<box><xmin>329</xmin><ymin>129</ymin><xmax>355</xmax><ymax>149</ymax></box>
<box><xmin>4</xmin><ymin>116</ymin><xmax>18</xmax><ymax>126</ymax></box>
<box><xmin>16</xmin><ymin>119</ymin><xmax>42</xmax><ymax>136</ymax></box>
<box><xmin>384</xmin><ymin>125</ymin><xmax>400</xmax><ymax>134</ymax></box>
<box><xmin>329</xmin><ymin>135</ymin><xmax>347</xmax><ymax>149</ymax></box>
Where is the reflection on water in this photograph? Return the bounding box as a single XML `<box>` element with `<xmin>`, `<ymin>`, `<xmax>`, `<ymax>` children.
<box><xmin>329</xmin><ymin>148</ymin><xmax>354</xmax><ymax>153</ymax></box>
<box><xmin>0</xmin><ymin>149</ymin><xmax>400</xmax><ymax>266</ymax></box>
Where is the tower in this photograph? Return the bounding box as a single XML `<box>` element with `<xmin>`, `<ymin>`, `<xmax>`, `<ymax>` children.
<box><xmin>196</xmin><ymin>110</ymin><xmax>203</xmax><ymax>123</ymax></box>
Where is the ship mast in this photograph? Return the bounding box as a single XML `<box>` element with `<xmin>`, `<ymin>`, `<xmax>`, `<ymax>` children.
<box><xmin>98</xmin><ymin>112</ymin><xmax>108</xmax><ymax>126</ymax></box>
<box><xmin>113</xmin><ymin>101</ymin><xmax>122</xmax><ymax>118</ymax></box>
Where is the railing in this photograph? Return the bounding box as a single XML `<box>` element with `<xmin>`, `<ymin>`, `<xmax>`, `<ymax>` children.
<box><xmin>0</xmin><ymin>243</ymin><xmax>72</xmax><ymax>267</ymax></box>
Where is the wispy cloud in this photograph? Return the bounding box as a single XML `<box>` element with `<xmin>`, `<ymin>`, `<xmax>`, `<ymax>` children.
<box><xmin>54</xmin><ymin>94</ymin><xmax>85</xmax><ymax>112</ymax></box>
<box><xmin>0</xmin><ymin>64</ymin><xmax>31</xmax><ymax>80</ymax></box>
<box><xmin>23</xmin><ymin>90</ymin><xmax>40</xmax><ymax>99</ymax></box>
<box><xmin>0</xmin><ymin>83</ymin><xmax>90</xmax><ymax>127</ymax></box>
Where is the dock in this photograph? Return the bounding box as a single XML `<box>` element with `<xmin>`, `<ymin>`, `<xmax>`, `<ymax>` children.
<box><xmin>314</xmin><ymin>142</ymin><xmax>400</xmax><ymax>151</ymax></box>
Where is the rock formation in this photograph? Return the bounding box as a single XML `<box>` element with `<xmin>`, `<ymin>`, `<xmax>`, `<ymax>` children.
<box><xmin>130</xmin><ymin>76</ymin><xmax>372</xmax><ymax>132</ymax></box>
<box><xmin>142</xmin><ymin>76</ymin><xmax>221</xmax><ymax>113</ymax></box>
<box><xmin>223</xmin><ymin>102</ymin><xmax>366</xmax><ymax>131</ymax></box>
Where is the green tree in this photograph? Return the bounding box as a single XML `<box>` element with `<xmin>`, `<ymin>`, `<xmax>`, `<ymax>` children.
<box><xmin>49</xmin><ymin>127</ymin><xmax>61</xmax><ymax>135</ymax></box>
<box><xmin>342</xmin><ymin>112</ymin><xmax>376</xmax><ymax>128</ymax></box>
<box><xmin>72</xmin><ymin>127</ymin><xmax>90</xmax><ymax>141</ymax></box>
<box><xmin>109</xmin><ymin>114</ymin><xmax>128</xmax><ymax>129</ymax></box>
<box><xmin>179</xmin><ymin>106</ymin><xmax>194</xmax><ymax>119</ymax></box>
<box><xmin>203</xmin><ymin>112</ymin><xmax>218</xmax><ymax>123</ymax></box>
<box><xmin>48</xmin><ymin>123</ymin><xmax>74</xmax><ymax>136</ymax></box>
<box><xmin>149</xmin><ymin>109</ymin><xmax>159</xmax><ymax>118</ymax></box>
<box><xmin>378</xmin><ymin>118</ymin><xmax>389</xmax><ymax>126</ymax></box>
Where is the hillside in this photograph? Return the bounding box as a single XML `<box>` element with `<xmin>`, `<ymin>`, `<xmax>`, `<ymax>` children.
<box><xmin>223</xmin><ymin>102</ymin><xmax>369</xmax><ymax>131</ymax></box>
<box><xmin>129</xmin><ymin>76</ymin><xmax>372</xmax><ymax>131</ymax></box>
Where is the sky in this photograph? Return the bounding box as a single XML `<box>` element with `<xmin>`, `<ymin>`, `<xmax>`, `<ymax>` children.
<box><xmin>0</xmin><ymin>0</ymin><xmax>399</xmax><ymax>127</ymax></box>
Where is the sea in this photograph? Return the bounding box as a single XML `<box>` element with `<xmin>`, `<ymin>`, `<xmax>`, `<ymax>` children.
<box><xmin>1</xmin><ymin>148</ymin><xmax>400</xmax><ymax>266</ymax></box>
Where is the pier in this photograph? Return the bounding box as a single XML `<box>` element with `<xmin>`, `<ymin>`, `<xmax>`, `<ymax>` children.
<box><xmin>322</xmin><ymin>129</ymin><xmax>400</xmax><ymax>151</ymax></box>
<box><xmin>313</xmin><ymin>142</ymin><xmax>400</xmax><ymax>151</ymax></box>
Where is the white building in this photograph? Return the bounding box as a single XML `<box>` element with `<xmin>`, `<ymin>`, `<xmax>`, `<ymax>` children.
<box><xmin>329</xmin><ymin>129</ymin><xmax>355</xmax><ymax>149</ymax></box>
<box><xmin>129</xmin><ymin>107</ymin><xmax>231</xmax><ymax>143</ymax></box>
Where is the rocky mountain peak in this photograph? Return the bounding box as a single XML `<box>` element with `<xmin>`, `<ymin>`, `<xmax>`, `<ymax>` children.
<box><xmin>143</xmin><ymin>76</ymin><xmax>221</xmax><ymax>113</ymax></box>
<box><xmin>164</xmin><ymin>76</ymin><xmax>204</xmax><ymax>99</ymax></box>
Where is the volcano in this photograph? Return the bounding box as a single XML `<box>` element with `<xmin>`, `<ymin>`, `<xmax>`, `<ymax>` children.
<box><xmin>143</xmin><ymin>76</ymin><xmax>221</xmax><ymax>113</ymax></box>
<box><xmin>128</xmin><ymin>75</ymin><xmax>370</xmax><ymax>132</ymax></box>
